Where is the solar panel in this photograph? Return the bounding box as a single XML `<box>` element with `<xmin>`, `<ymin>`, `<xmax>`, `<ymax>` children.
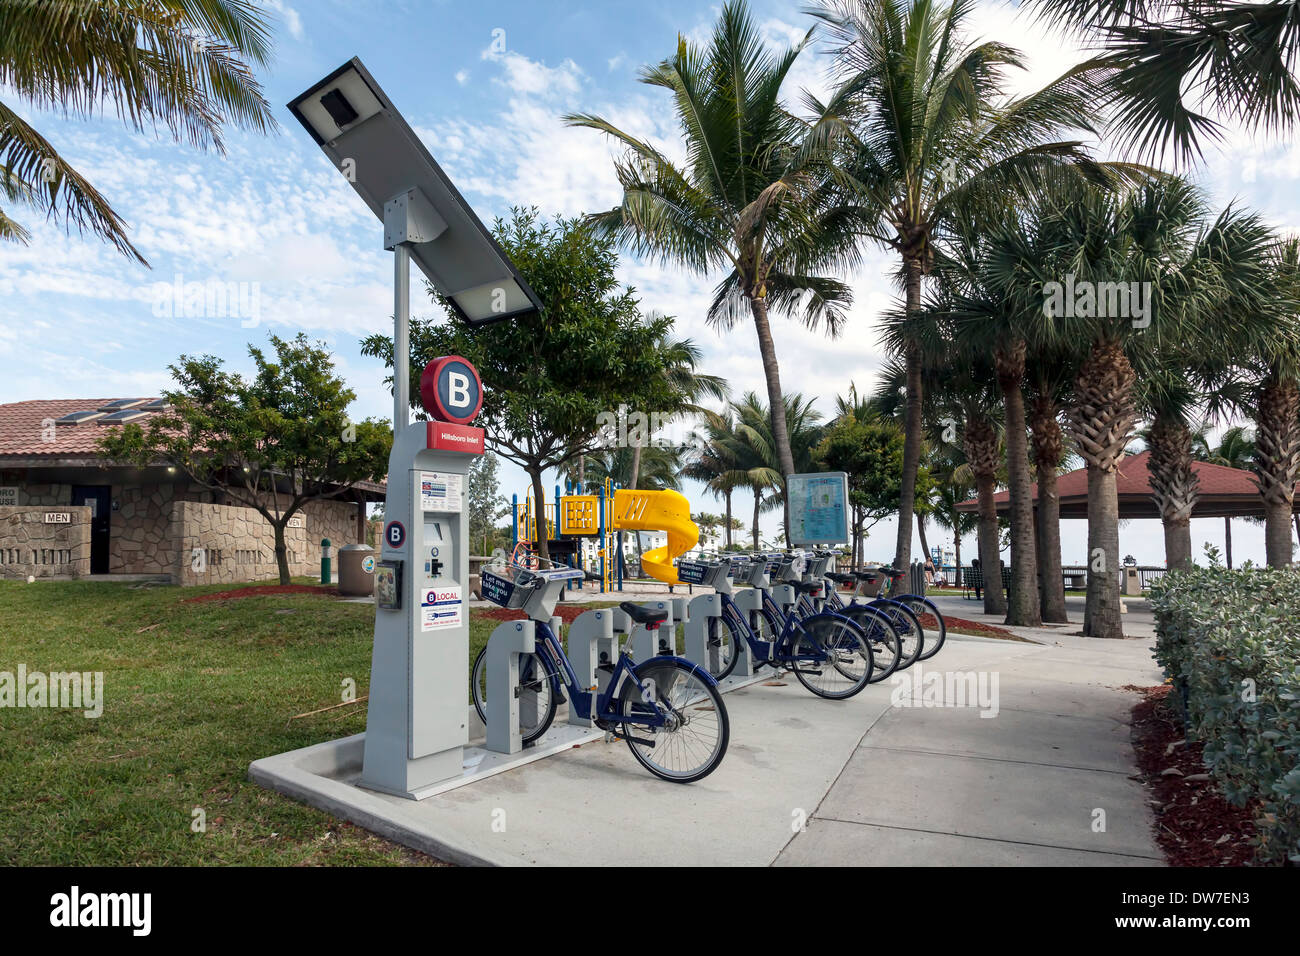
<box><xmin>54</xmin><ymin>410</ymin><xmax>106</xmax><ymax>425</ymax></box>
<box><xmin>97</xmin><ymin>410</ymin><xmax>151</xmax><ymax>425</ymax></box>
<box><xmin>96</xmin><ymin>399</ymin><xmax>148</xmax><ymax>413</ymax></box>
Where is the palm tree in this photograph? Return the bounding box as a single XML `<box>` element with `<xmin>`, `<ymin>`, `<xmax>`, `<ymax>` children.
<box><xmin>0</xmin><ymin>0</ymin><xmax>277</xmax><ymax>261</ymax></box>
<box><xmin>627</xmin><ymin>330</ymin><xmax>728</xmax><ymax>489</ymax></box>
<box><xmin>692</xmin><ymin>512</ymin><xmax>723</xmax><ymax>549</ymax></box>
<box><xmin>1140</xmin><ymin>367</ymin><xmax>1205</xmax><ymax>573</ymax></box>
<box><xmin>1026</xmin><ymin>350</ymin><xmax>1075</xmax><ymax>622</ymax></box>
<box><xmin>729</xmin><ymin>391</ymin><xmax>824</xmax><ymax>548</ymax></box>
<box><xmin>566</xmin><ymin>0</ymin><xmax>870</xmax><ymax>537</ymax></box>
<box><xmin>877</xmin><ymin>342</ymin><xmax>1006</xmax><ymax>614</ymax></box>
<box><xmin>1030</xmin><ymin>178</ymin><xmax>1276</xmax><ymax>636</ymax></box>
<box><xmin>810</xmin><ymin>0</ymin><xmax>1117</xmax><ymax>574</ymax></box>
<box><xmin>1245</xmin><ymin>239</ymin><xmax>1300</xmax><ymax>567</ymax></box>
<box><xmin>1194</xmin><ymin>425</ymin><xmax>1258</xmax><ymax>569</ymax></box>
<box><xmin>1024</xmin><ymin>0</ymin><xmax>1300</xmax><ymax>164</ymax></box>
<box><xmin>927</xmin><ymin>448</ymin><xmax>979</xmax><ymax>588</ymax></box>
<box><xmin>684</xmin><ymin>411</ymin><xmax>744</xmax><ymax>548</ymax></box>
<box><xmin>937</xmin><ymin>209</ymin><xmax>1046</xmax><ymax>626</ymax></box>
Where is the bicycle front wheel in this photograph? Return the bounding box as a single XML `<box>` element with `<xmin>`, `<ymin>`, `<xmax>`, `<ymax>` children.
<box><xmin>840</xmin><ymin>605</ymin><xmax>901</xmax><ymax>682</ymax></box>
<box><xmin>618</xmin><ymin>659</ymin><xmax>729</xmax><ymax>783</ymax></box>
<box><xmin>874</xmin><ymin>600</ymin><xmax>924</xmax><ymax>670</ymax></box>
<box><xmin>899</xmin><ymin>596</ymin><xmax>947</xmax><ymax>660</ymax></box>
<box><xmin>470</xmin><ymin>645</ymin><xmax>559</xmax><ymax>746</ymax></box>
<box><xmin>789</xmin><ymin>613</ymin><xmax>873</xmax><ymax>700</ymax></box>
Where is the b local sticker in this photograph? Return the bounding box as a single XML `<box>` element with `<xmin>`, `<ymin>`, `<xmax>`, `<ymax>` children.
<box><xmin>421</xmin><ymin>586</ymin><xmax>463</xmax><ymax>632</ymax></box>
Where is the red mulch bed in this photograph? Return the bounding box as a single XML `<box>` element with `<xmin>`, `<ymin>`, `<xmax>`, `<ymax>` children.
<box><xmin>183</xmin><ymin>584</ymin><xmax>342</xmax><ymax>603</ymax></box>
<box><xmin>479</xmin><ymin>604</ymin><xmax>595</xmax><ymax>625</ymax></box>
<box><xmin>913</xmin><ymin>612</ymin><xmax>1020</xmax><ymax>641</ymax></box>
<box><xmin>1127</xmin><ymin>684</ymin><xmax>1260</xmax><ymax>866</ymax></box>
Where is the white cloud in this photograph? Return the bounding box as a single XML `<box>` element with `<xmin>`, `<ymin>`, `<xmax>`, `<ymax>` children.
<box><xmin>263</xmin><ymin>0</ymin><xmax>304</xmax><ymax>41</ymax></box>
<box><xmin>455</xmin><ymin>69</ymin><xmax>470</xmax><ymax>86</ymax></box>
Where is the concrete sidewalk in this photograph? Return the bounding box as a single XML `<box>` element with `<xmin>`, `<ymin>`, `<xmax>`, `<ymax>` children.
<box><xmin>774</xmin><ymin>627</ymin><xmax>1164</xmax><ymax>865</ymax></box>
<box><xmin>254</xmin><ymin>613</ymin><xmax>1166</xmax><ymax>865</ymax></box>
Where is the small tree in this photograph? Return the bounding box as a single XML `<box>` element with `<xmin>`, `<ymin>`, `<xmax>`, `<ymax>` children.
<box><xmin>101</xmin><ymin>334</ymin><xmax>391</xmax><ymax>584</ymax></box>
<box><xmin>467</xmin><ymin>452</ymin><xmax>508</xmax><ymax>556</ymax></box>
<box><xmin>816</xmin><ymin>415</ymin><xmax>910</xmax><ymax>569</ymax></box>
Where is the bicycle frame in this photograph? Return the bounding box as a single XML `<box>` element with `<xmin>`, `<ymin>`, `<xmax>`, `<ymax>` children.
<box><xmin>715</xmin><ymin>588</ymin><xmax>836</xmax><ymax>669</ymax></box>
<box><xmin>528</xmin><ymin>619</ymin><xmax>715</xmax><ymax>727</ymax></box>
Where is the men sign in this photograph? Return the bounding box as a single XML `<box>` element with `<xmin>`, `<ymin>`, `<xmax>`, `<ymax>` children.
<box><xmin>419</xmin><ymin>355</ymin><xmax>482</xmax><ymax>424</ymax></box>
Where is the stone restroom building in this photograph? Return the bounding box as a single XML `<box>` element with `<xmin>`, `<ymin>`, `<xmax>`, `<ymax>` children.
<box><xmin>0</xmin><ymin>398</ymin><xmax>384</xmax><ymax>584</ymax></box>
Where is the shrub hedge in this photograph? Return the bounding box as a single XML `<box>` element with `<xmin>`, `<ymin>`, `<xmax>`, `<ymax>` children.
<box><xmin>1150</xmin><ymin>566</ymin><xmax>1300</xmax><ymax>864</ymax></box>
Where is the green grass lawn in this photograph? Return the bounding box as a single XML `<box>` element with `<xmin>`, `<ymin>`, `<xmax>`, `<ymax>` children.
<box><xmin>0</xmin><ymin>578</ymin><xmax>522</xmax><ymax>866</ymax></box>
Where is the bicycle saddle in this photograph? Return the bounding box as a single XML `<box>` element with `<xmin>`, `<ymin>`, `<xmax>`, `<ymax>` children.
<box><xmin>825</xmin><ymin>572</ymin><xmax>856</xmax><ymax>584</ymax></box>
<box><xmin>874</xmin><ymin>566</ymin><xmax>908</xmax><ymax>579</ymax></box>
<box><xmin>793</xmin><ymin>581</ymin><xmax>823</xmax><ymax>595</ymax></box>
<box><xmin>620</xmin><ymin>602</ymin><xmax>670</xmax><ymax>629</ymax></box>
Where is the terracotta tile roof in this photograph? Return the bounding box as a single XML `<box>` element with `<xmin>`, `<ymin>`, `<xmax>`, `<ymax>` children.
<box><xmin>0</xmin><ymin>398</ymin><xmax>161</xmax><ymax>460</ymax></box>
<box><xmin>957</xmin><ymin>450</ymin><xmax>1296</xmax><ymax>519</ymax></box>
<box><xmin>0</xmin><ymin>398</ymin><xmax>387</xmax><ymax>498</ymax></box>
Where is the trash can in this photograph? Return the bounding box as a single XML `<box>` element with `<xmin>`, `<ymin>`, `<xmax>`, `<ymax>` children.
<box><xmin>338</xmin><ymin>543</ymin><xmax>376</xmax><ymax>596</ymax></box>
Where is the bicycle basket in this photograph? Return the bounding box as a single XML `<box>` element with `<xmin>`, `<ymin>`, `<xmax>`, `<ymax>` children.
<box><xmin>676</xmin><ymin>560</ymin><xmax>709</xmax><ymax>585</ymax></box>
<box><xmin>479</xmin><ymin>566</ymin><xmax>535</xmax><ymax>609</ymax></box>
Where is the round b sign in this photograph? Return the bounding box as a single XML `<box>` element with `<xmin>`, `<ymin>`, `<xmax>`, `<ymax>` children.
<box><xmin>420</xmin><ymin>355</ymin><xmax>482</xmax><ymax>425</ymax></box>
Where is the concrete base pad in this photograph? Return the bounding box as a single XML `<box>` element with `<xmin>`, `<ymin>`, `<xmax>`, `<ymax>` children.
<box><xmin>251</xmin><ymin>630</ymin><xmax>1167</xmax><ymax>866</ymax></box>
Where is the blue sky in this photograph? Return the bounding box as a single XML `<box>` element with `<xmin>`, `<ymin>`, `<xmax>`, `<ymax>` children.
<box><xmin>2</xmin><ymin>0</ymin><xmax>1298</xmax><ymax>566</ymax></box>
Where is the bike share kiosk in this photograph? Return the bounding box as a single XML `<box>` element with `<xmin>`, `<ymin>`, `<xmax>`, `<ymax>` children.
<box><xmin>361</xmin><ymin>356</ymin><xmax>487</xmax><ymax>799</ymax></box>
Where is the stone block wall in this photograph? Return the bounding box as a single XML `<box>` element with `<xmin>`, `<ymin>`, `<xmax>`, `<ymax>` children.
<box><xmin>112</xmin><ymin>482</ymin><xmax>182</xmax><ymax>575</ymax></box>
<box><xmin>173</xmin><ymin>497</ymin><xmax>362</xmax><ymax>585</ymax></box>
<box><xmin>0</xmin><ymin>506</ymin><xmax>92</xmax><ymax>579</ymax></box>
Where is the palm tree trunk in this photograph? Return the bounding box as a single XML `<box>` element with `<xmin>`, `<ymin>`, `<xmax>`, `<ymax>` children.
<box><xmin>1147</xmin><ymin>414</ymin><xmax>1197</xmax><ymax>572</ymax></box>
<box><xmin>1029</xmin><ymin>392</ymin><xmax>1067</xmax><ymax>622</ymax></box>
<box><xmin>1066</xmin><ymin>340</ymin><xmax>1135</xmax><ymax>639</ymax></box>
<box><xmin>752</xmin><ymin>487</ymin><xmax>761</xmax><ymax>550</ymax></box>
<box><xmin>1084</xmin><ymin>464</ymin><xmax>1124</xmax><ymax>638</ymax></box>
<box><xmin>894</xmin><ymin>260</ymin><xmax>924</xmax><ymax>570</ymax></box>
<box><xmin>749</xmin><ymin>296</ymin><xmax>794</xmax><ymax>539</ymax></box>
<box><xmin>1224</xmin><ymin>516</ymin><xmax>1233</xmax><ymax>569</ymax></box>
<box><xmin>1254</xmin><ymin>374</ymin><xmax>1300</xmax><ymax>568</ymax></box>
<box><xmin>1035</xmin><ymin>464</ymin><xmax>1067</xmax><ymax>623</ymax></box>
<box><xmin>976</xmin><ymin>473</ymin><xmax>1007</xmax><ymax>616</ymax></box>
<box><xmin>916</xmin><ymin>513</ymin><xmax>931</xmax><ymax>567</ymax></box>
<box><xmin>725</xmin><ymin>490</ymin><xmax>734</xmax><ymax>548</ymax></box>
<box><xmin>953</xmin><ymin>529</ymin><xmax>962</xmax><ymax>589</ymax></box>
<box><xmin>998</xmin><ymin>345</ymin><xmax>1041</xmax><ymax>626</ymax></box>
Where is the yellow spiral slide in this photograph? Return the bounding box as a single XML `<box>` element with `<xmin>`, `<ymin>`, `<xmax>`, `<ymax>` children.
<box><xmin>610</xmin><ymin>489</ymin><xmax>699</xmax><ymax>586</ymax></box>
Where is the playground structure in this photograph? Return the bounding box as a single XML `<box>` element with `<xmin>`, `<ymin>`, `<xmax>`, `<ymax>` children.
<box><xmin>511</xmin><ymin>480</ymin><xmax>699</xmax><ymax>590</ymax></box>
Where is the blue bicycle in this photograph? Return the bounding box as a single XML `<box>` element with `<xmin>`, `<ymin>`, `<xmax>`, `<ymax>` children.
<box><xmin>678</xmin><ymin>556</ymin><xmax>874</xmax><ymax>699</ymax></box>
<box><xmin>828</xmin><ymin>567</ymin><xmax>947</xmax><ymax>662</ymax></box>
<box><xmin>472</xmin><ymin>564</ymin><xmax>729</xmax><ymax>783</ymax></box>
<box><xmin>775</xmin><ymin>562</ymin><xmax>905</xmax><ymax>683</ymax></box>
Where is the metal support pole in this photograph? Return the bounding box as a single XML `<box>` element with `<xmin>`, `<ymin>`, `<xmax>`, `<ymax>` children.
<box><xmin>393</xmin><ymin>242</ymin><xmax>411</xmax><ymax>430</ymax></box>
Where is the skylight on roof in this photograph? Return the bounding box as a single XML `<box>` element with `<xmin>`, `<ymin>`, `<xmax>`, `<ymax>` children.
<box><xmin>96</xmin><ymin>399</ymin><xmax>148</xmax><ymax>413</ymax></box>
<box><xmin>97</xmin><ymin>410</ymin><xmax>151</xmax><ymax>425</ymax></box>
<box><xmin>54</xmin><ymin>410</ymin><xmax>107</xmax><ymax>425</ymax></box>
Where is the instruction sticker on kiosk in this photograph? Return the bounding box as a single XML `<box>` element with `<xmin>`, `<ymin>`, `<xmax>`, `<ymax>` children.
<box><xmin>420</xmin><ymin>471</ymin><xmax>463</xmax><ymax>512</ymax></box>
<box><xmin>421</xmin><ymin>586</ymin><xmax>463</xmax><ymax>631</ymax></box>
